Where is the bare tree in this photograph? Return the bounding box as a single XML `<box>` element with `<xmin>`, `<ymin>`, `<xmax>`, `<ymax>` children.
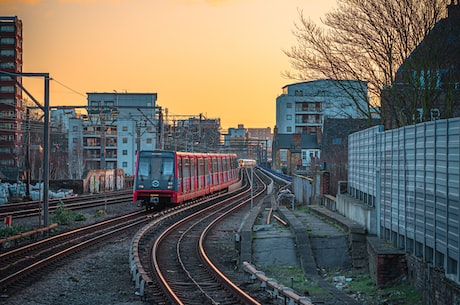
<box><xmin>284</xmin><ymin>0</ymin><xmax>450</xmax><ymax>124</ymax></box>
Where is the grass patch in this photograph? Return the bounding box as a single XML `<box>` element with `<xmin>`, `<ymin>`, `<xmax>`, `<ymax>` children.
<box><xmin>51</xmin><ymin>201</ymin><xmax>87</xmax><ymax>225</ymax></box>
<box><xmin>324</xmin><ymin>270</ymin><xmax>424</xmax><ymax>304</ymax></box>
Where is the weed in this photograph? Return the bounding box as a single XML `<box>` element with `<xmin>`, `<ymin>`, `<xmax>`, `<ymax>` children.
<box><xmin>0</xmin><ymin>224</ymin><xmax>27</xmax><ymax>238</ymax></box>
<box><xmin>94</xmin><ymin>209</ymin><xmax>107</xmax><ymax>218</ymax></box>
<box><xmin>68</xmin><ymin>275</ymin><xmax>79</xmax><ymax>282</ymax></box>
<box><xmin>51</xmin><ymin>201</ymin><xmax>86</xmax><ymax>225</ymax></box>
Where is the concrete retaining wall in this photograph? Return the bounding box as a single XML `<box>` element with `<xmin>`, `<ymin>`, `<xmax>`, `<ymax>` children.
<box><xmin>335</xmin><ymin>193</ymin><xmax>377</xmax><ymax>235</ymax></box>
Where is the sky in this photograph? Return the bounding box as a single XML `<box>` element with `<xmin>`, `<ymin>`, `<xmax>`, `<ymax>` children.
<box><xmin>1</xmin><ymin>0</ymin><xmax>336</xmax><ymax>130</ymax></box>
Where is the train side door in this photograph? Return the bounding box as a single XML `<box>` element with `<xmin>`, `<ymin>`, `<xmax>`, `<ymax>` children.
<box><xmin>178</xmin><ymin>157</ymin><xmax>183</xmax><ymax>194</ymax></box>
<box><xmin>183</xmin><ymin>157</ymin><xmax>191</xmax><ymax>193</ymax></box>
<box><xmin>190</xmin><ymin>156</ymin><xmax>196</xmax><ymax>192</ymax></box>
<box><xmin>211</xmin><ymin>157</ymin><xmax>218</xmax><ymax>186</ymax></box>
<box><xmin>222</xmin><ymin>156</ymin><xmax>228</xmax><ymax>183</ymax></box>
<box><xmin>205</xmin><ymin>157</ymin><xmax>211</xmax><ymax>190</ymax></box>
<box><xmin>217</xmin><ymin>156</ymin><xmax>223</xmax><ymax>184</ymax></box>
<box><xmin>198</xmin><ymin>156</ymin><xmax>205</xmax><ymax>190</ymax></box>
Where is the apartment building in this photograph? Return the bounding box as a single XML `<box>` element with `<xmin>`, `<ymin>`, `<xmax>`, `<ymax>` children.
<box><xmin>0</xmin><ymin>16</ymin><xmax>23</xmax><ymax>176</ymax></box>
<box><xmin>273</xmin><ymin>79</ymin><xmax>370</xmax><ymax>175</ymax></box>
<box><xmin>68</xmin><ymin>92</ymin><xmax>158</xmax><ymax>177</ymax></box>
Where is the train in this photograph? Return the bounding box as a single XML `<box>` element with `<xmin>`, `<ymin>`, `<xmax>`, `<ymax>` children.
<box><xmin>133</xmin><ymin>150</ymin><xmax>239</xmax><ymax>210</ymax></box>
<box><xmin>238</xmin><ymin>158</ymin><xmax>257</xmax><ymax>167</ymax></box>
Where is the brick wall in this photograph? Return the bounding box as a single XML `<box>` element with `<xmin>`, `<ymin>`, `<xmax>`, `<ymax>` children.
<box><xmin>407</xmin><ymin>256</ymin><xmax>460</xmax><ymax>305</ymax></box>
<box><xmin>367</xmin><ymin>236</ymin><xmax>407</xmax><ymax>288</ymax></box>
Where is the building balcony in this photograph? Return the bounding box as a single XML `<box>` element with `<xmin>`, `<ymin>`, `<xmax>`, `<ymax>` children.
<box><xmin>295</xmin><ymin>108</ymin><xmax>322</xmax><ymax>114</ymax></box>
<box><xmin>84</xmin><ymin>145</ymin><xmax>101</xmax><ymax>150</ymax></box>
<box><xmin>295</xmin><ymin>121</ymin><xmax>322</xmax><ymax>125</ymax></box>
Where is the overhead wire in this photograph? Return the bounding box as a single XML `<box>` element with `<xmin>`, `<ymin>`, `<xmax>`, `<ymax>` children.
<box><xmin>50</xmin><ymin>77</ymin><xmax>87</xmax><ymax>99</ymax></box>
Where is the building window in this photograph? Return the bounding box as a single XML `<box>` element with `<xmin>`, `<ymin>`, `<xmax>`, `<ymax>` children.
<box><xmin>122</xmin><ymin>138</ymin><xmax>128</xmax><ymax>144</ymax></box>
<box><xmin>287</xmin><ymin>102</ymin><xmax>292</xmax><ymax>108</ymax></box>
<box><xmin>0</xmin><ymin>86</ymin><xmax>14</xmax><ymax>93</ymax></box>
<box><xmin>122</xmin><ymin>126</ymin><xmax>128</xmax><ymax>132</ymax></box>
<box><xmin>332</xmin><ymin>138</ymin><xmax>342</xmax><ymax>144</ymax></box>
<box><xmin>301</xmin><ymin>150</ymin><xmax>309</xmax><ymax>165</ymax></box>
<box><xmin>286</xmin><ymin>114</ymin><xmax>292</xmax><ymax>120</ymax></box>
<box><xmin>287</xmin><ymin>126</ymin><xmax>292</xmax><ymax>132</ymax></box>
<box><xmin>122</xmin><ymin>162</ymin><xmax>128</xmax><ymax>167</ymax></box>
<box><xmin>280</xmin><ymin>149</ymin><xmax>288</xmax><ymax>162</ymax></box>
<box><xmin>146</xmin><ymin>138</ymin><xmax>152</xmax><ymax>144</ymax></box>
<box><xmin>0</xmin><ymin>38</ymin><xmax>14</xmax><ymax>44</ymax></box>
<box><xmin>122</xmin><ymin>150</ymin><xmax>127</xmax><ymax>155</ymax></box>
<box><xmin>0</xmin><ymin>25</ymin><xmax>15</xmax><ymax>32</ymax></box>
<box><xmin>0</xmin><ymin>62</ymin><xmax>14</xmax><ymax>69</ymax></box>
<box><xmin>0</xmin><ymin>49</ymin><xmax>14</xmax><ymax>56</ymax></box>
<box><xmin>0</xmin><ymin>98</ymin><xmax>14</xmax><ymax>106</ymax></box>
<box><xmin>72</xmin><ymin>138</ymin><xmax>78</xmax><ymax>143</ymax></box>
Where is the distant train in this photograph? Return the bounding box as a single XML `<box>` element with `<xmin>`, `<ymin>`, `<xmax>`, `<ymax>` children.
<box><xmin>133</xmin><ymin>150</ymin><xmax>239</xmax><ymax>210</ymax></box>
<box><xmin>238</xmin><ymin>158</ymin><xmax>257</xmax><ymax>167</ymax></box>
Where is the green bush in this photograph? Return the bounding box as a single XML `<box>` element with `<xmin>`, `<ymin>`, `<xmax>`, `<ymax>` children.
<box><xmin>51</xmin><ymin>201</ymin><xmax>86</xmax><ymax>225</ymax></box>
<box><xmin>0</xmin><ymin>224</ymin><xmax>27</xmax><ymax>238</ymax></box>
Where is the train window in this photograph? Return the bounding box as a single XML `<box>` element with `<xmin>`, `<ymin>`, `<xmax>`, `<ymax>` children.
<box><xmin>150</xmin><ymin>158</ymin><xmax>163</xmax><ymax>177</ymax></box>
<box><xmin>217</xmin><ymin>158</ymin><xmax>223</xmax><ymax>172</ymax></box>
<box><xmin>183</xmin><ymin>158</ymin><xmax>191</xmax><ymax>192</ymax></box>
<box><xmin>163</xmin><ymin>159</ymin><xmax>173</xmax><ymax>176</ymax></box>
<box><xmin>198</xmin><ymin>158</ymin><xmax>205</xmax><ymax>175</ymax></box>
<box><xmin>183</xmin><ymin>158</ymin><xmax>190</xmax><ymax>178</ymax></box>
<box><xmin>205</xmin><ymin>158</ymin><xmax>210</xmax><ymax>185</ymax></box>
<box><xmin>191</xmin><ymin>158</ymin><xmax>196</xmax><ymax>189</ymax></box>
<box><xmin>198</xmin><ymin>158</ymin><xmax>205</xmax><ymax>188</ymax></box>
<box><xmin>138</xmin><ymin>158</ymin><xmax>151</xmax><ymax>177</ymax></box>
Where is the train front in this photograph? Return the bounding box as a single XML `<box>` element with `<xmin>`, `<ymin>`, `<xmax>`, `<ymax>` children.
<box><xmin>133</xmin><ymin>150</ymin><xmax>178</xmax><ymax>210</ymax></box>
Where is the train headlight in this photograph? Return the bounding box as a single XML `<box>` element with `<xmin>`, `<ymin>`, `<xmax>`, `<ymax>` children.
<box><xmin>138</xmin><ymin>184</ymin><xmax>144</xmax><ymax>189</ymax></box>
<box><xmin>167</xmin><ymin>181</ymin><xmax>173</xmax><ymax>189</ymax></box>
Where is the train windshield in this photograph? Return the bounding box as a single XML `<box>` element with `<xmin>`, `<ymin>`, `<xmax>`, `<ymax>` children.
<box><xmin>138</xmin><ymin>155</ymin><xmax>174</xmax><ymax>180</ymax></box>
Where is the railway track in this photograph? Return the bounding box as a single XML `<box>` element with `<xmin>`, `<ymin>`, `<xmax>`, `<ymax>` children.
<box><xmin>0</xmin><ymin>189</ymin><xmax>133</xmax><ymax>219</ymax></box>
<box><xmin>0</xmin><ymin>209</ymin><xmax>148</xmax><ymax>295</ymax></box>
<box><xmin>130</xmin><ymin>168</ymin><xmax>273</xmax><ymax>304</ymax></box>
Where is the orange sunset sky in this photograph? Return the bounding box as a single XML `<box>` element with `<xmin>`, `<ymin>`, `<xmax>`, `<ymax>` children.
<box><xmin>1</xmin><ymin>0</ymin><xmax>336</xmax><ymax>130</ymax></box>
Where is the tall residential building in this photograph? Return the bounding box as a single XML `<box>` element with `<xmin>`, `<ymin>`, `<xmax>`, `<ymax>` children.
<box><xmin>275</xmin><ymin>79</ymin><xmax>369</xmax><ymax>135</ymax></box>
<box><xmin>0</xmin><ymin>16</ymin><xmax>23</xmax><ymax>174</ymax></box>
<box><xmin>68</xmin><ymin>92</ymin><xmax>158</xmax><ymax>177</ymax></box>
<box><xmin>273</xmin><ymin>79</ymin><xmax>370</xmax><ymax>175</ymax></box>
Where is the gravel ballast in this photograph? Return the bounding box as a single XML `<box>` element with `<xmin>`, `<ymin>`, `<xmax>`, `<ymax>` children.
<box><xmin>2</xmin><ymin>201</ymin><xmax>146</xmax><ymax>305</ymax></box>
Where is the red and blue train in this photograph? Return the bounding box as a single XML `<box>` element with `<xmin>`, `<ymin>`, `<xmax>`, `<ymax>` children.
<box><xmin>133</xmin><ymin>150</ymin><xmax>239</xmax><ymax>210</ymax></box>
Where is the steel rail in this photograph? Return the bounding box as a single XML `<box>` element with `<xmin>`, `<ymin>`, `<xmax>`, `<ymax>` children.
<box><xmin>0</xmin><ymin>210</ymin><xmax>148</xmax><ymax>293</ymax></box>
<box><xmin>152</xmin><ymin>169</ymin><xmax>266</xmax><ymax>304</ymax></box>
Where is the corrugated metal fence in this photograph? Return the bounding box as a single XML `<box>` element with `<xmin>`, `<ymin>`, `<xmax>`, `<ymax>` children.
<box><xmin>348</xmin><ymin>118</ymin><xmax>460</xmax><ymax>282</ymax></box>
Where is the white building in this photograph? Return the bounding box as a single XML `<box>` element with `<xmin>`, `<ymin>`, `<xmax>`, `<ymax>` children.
<box><xmin>275</xmin><ymin>79</ymin><xmax>369</xmax><ymax>135</ymax></box>
<box><xmin>68</xmin><ymin>92</ymin><xmax>158</xmax><ymax>177</ymax></box>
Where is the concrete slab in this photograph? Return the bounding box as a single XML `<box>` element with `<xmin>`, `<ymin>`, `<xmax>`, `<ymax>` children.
<box><xmin>252</xmin><ymin>228</ymin><xmax>298</xmax><ymax>266</ymax></box>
